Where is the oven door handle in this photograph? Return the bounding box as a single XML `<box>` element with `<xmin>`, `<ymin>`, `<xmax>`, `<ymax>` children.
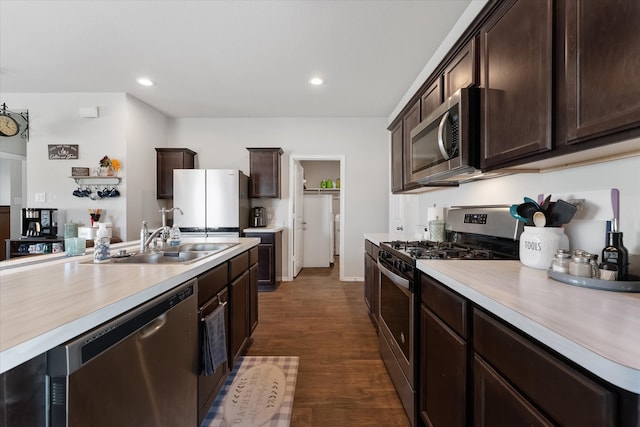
<box><xmin>378</xmin><ymin>260</ymin><xmax>411</xmax><ymax>290</ymax></box>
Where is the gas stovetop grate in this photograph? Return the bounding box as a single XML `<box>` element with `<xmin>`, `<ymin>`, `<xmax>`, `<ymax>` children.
<box><xmin>382</xmin><ymin>239</ymin><xmax>518</xmax><ymax>261</ymax></box>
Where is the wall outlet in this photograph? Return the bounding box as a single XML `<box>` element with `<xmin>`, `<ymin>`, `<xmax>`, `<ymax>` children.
<box><xmin>35</xmin><ymin>192</ymin><xmax>46</xmax><ymax>203</ymax></box>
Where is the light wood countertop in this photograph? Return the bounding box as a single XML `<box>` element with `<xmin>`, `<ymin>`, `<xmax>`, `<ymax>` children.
<box><xmin>0</xmin><ymin>237</ymin><xmax>260</xmax><ymax>374</ymax></box>
<box><xmin>243</xmin><ymin>226</ymin><xmax>284</xmax><ymax>233</ymax></box>
<box><xmin>417</xmin><ymin>260</ymin><xmax>640</xmax><ymax>393</ymax></box>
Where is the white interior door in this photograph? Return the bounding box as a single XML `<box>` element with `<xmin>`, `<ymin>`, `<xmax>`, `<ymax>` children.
<box><xmin>292</xmin><ymin>161</ymin><xmax>304</xmax><ymax>277</ymax></box>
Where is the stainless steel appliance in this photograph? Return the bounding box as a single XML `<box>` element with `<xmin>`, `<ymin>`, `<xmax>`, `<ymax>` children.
<box><xmin>408</xmin><ymin>88</ymin><xmax>480</xmax><ymax>185</ymax></box>
<box><xmin>250</xmin><ymin>206</ymin><xmax>267</xmax><ymax>227</ymax></box>
<box><xmin>173</xmin><ymin>169</ymin><xmax>249</xmax><ymax>236</ymax></box>
<box><xmin>377</xmin><ymin>206</ymin><xmax>522</xmax><ymax>426</ymax></box>
<box><xmin>47</xmin><ymin>280</ymin><xmax>198</xmax><ymax>427</ymax></box>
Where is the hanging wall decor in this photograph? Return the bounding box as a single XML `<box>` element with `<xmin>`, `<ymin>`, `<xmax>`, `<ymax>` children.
<box><xmin>48</xmin><ymin>144</ymin><xmax>79</xmax><ymax>160</ymax></box>
<box><xmin>0</xmin><ymin>103</ymin><xmax>29</xmax><ymax>141</ymax></box>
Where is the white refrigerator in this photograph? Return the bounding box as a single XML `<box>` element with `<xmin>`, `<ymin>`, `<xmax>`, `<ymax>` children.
<box><xmin>303</xmin><ymin>194</ymin><xmax>334</xmax><ymax>267</ymax></box>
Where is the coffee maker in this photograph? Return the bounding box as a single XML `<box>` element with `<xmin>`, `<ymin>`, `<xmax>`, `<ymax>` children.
<box><xmin>22</xmin><ymin>208</ymin><xmax>59</xmax><ymax>237</ymax></box>
<box><xmin>250</xmin><ymin>207</ymin><xmax>267</xmax><ymax>227</ymax></box>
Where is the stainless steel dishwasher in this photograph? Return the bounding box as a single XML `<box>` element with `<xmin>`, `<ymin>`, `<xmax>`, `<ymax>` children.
<box><xmin>47</xmin><ymin>279</ymin><xmax>198</xmax><ymax>427</ymax></box>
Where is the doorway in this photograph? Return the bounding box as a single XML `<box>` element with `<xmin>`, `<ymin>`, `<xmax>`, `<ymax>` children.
<box><xmin>289</xmin><ymin>155</ymin><xmax>345</xmax><ymax>281</ymax></box>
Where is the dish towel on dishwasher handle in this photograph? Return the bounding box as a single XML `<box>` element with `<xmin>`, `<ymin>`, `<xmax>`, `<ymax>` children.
<box><xmin>203</xmin><ymin>304</ymin><xmax>227</xmax><ymax>376</ymax></box>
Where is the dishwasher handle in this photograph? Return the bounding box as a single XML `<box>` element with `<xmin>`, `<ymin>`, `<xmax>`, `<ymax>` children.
<box><xmin>138</xmin><ymin>314</ymin><xmax>167</xmax><ymax>340</ymax></box>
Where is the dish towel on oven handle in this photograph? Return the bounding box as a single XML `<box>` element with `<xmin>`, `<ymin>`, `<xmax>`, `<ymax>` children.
<box><xmin>203</xmin><ymin>304</ymin><xmax>227</xmax><ymax>376</ymax></box>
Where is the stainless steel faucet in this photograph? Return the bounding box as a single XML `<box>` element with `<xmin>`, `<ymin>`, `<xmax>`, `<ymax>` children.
<box><xmin>141</xmin><ymin>207</ymin><xmax>183</xmax><ymax>252</ymax></box>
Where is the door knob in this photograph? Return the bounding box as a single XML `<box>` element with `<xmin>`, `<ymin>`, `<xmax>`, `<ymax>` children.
<box><xmin>396</xmin><ymin>226</ymin><xmax>404</xmax><ymax>231</ymax></box>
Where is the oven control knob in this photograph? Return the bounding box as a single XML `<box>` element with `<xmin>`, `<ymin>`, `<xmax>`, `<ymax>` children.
<box><xmin>380</xmin><ymin>251</ymin><xmax>391</xmax><ymax>259</ymax></box>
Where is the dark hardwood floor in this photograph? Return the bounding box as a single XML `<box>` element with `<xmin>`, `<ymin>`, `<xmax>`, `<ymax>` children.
<box><xmin>247</xmin><ymin>257</ymin><xmax>411</xmax><ymax>427</ymax></box>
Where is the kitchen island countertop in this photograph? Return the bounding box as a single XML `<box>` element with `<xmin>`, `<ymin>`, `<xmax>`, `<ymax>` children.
<box><xmin>0</xmin><ymin>237</ymin><xmax>260</xmax><ymax>374</ymax></box>
<box><xmin>418</xmin><ymin>260</ymin><xmax>640</xmax><ymax>394</ymax></box>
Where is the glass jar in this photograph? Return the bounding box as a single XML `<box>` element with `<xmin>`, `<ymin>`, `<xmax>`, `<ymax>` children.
<box><xmin>551</xmin><ymin>249</ymin><xmax>571</xmax><ymax>273</ymax></box>
<box><xmin>599</xmin><ymin>263</ymin><xmax>618</xmax><ymax>281</ymax></box>
<box><xmin>569</xmin><ymin>255</ymin><xmax>592</xmax><ymax>278</ymax></box>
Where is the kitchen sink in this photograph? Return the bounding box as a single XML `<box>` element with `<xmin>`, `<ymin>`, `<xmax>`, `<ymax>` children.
<box><xmin>163</xmin><ymin>242</ymin><xmax>239</xmax><ymax>253</ymax></box>
<box><xmin>110</xmin><ymin>251</ymin><xmax>207</xmax><ymax>264</ymax></box>
<box><xmin>82</xmin><ymin>242</ymin><xmax>239</xmax><ymax>265</ymax></box>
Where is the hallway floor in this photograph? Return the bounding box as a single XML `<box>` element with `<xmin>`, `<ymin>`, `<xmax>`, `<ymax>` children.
<box><xmin>247</xmin><ymin>258</ymin><xmax>411</xmax><ymax>427</ymax></box>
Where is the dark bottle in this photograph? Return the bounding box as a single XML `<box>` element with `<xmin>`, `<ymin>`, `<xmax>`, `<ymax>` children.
<box><xmin>601</xmin><ymin>232</ymin><xmax>629</xmax><ymax>280</ymax></box>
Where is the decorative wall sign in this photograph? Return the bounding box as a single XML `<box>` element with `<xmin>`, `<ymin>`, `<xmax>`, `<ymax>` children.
<box><xmin>71</xmin><ymin>167</ymin><xmax>90</xmax><ymax>177</ymax></box>
<box><xmin>48</xmin><ymin>144</ymin><xmax>79</xmax><ymax>160</ymax></box>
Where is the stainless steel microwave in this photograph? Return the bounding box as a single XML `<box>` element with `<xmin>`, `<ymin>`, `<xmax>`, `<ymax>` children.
<box><xmin>408</xmin><ymin>88</ymin><xmax>480</xmax><ymax>185</ymax></box>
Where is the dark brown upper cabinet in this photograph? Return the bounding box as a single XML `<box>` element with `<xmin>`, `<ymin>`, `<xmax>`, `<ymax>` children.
<box><xmin>390</xmin><ymin>121</ymin><xmax>404</xmax><ymax>193</ymax></box>
<box><xmin>479</xmin><ymin>0</ymin><xmax>554</xmax><ymax>169</ymax></box>
<box><xmin>155</xmin><ymin>148</ymin><xmax>196</xmax><ymax>199</ymax></box>
<box><xmin>247</xmin><ymin>147</ymin><xmax>283</xmax><ymax>198</ymax></box>
<box><xmin>421</xmin><ymin>78</ymin><xmax>443</xmax><ymax>121</ymax></box>
<box><xmin>561</xmin><ymin>0</ymin><xmax>640</xmax><ymax>145</ymax></box>
<box><xmin>444</xmin><ymin>38</ymin><xmax>477</xmax><ymax>100</ymax></box>
<box><xmin>402</xmin><ymin>100</ymin><xmax>422</xmax><ymax>187</ymax></box>
<box><xmin>421</xmin><ymin>39</ymin><xmax>476</xmax><ymax>123</ymax></box>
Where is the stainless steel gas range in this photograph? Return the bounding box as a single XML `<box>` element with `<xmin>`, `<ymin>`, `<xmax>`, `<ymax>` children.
<box><xmin>377</xmin><ymin>206</ymin><xmax>523</xmax><ymax>426</ymax></box>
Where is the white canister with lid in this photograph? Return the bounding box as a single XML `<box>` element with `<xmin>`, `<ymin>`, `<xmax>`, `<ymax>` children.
<box><xmin>519</xmin><ymin>226</ymin><xmax>570</xmax><ymax>270</ymax></box>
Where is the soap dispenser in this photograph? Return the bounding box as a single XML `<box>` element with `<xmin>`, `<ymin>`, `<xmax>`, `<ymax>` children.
<box><xmin>94</xmin><ymin>223</ymin><xmax>110</xmax><ymax>263</ymax></box>
<box><xmin>169</xmin><ymin>224</ymin><xmax>182</xmax><ymax>246</ymax></box>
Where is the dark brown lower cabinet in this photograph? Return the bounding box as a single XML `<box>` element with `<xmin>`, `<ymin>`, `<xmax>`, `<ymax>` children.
<box><xmin>420</xmin><ymin>305</ymin><xmax>467</xmax><ymax>427</ymax></box>
<box><xmin>197</xmin><ymin>264</ymin><xmax>229</xmax><ymax>424</ymax></box>
<box><xmin>473</xmin><ymin>308</ymin><xmax>616</xmax><ymax>427</ymax></box>
<box><xmin>228</xmin><ymin>270</ymin><xmax>249</xmax><ymax>369</ymax></box>
<box><xmin>244</xmin><ymin>231</ymin><xmax>282</xmax><ymax>292</ymax></box>
<box><xmin>419</xmin><ymin>273</ymin><xmax>639</xmax><ymax>427</ymax></box>
<box><xmin>474</xmin><ymin>355</ymin><xmax>554</xmax><ymax>427</ymax></box>
<box><xmin>248</xmin><ymin>262</ymin><xmax>258</xmax><ymax>335</ymax></box>
<box><xmin>363</xmin><ymin>239</ymin><xmax>380</xmax><ymax>329</ymax></box>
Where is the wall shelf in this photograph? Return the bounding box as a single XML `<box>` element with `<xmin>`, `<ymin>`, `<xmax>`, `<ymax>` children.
<box><xmin>304</xmin><ymin>188</ymin><xmax>340</xmax><ymax>193</ymax></box>
<box><xmin>70</xmin><ymin>176</ymin><xmax>122</xmax><ymax>185</ymax></box>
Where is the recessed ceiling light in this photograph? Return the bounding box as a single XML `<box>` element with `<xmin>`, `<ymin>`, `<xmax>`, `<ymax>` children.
<box><xmin>137</xmin><ymin>77</ymin><xmax>154</xmax><ymax>87</ymax></box>
<box><xmin>309</xmin><ymin>77</ymin><xmax>324</xmax><ymax>86</ymax></box>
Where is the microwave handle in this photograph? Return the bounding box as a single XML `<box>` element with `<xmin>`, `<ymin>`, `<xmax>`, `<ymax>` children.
<box><xmin>437</xmin><ymin>110</ymin><xmax>451</xmax><ymax>160</ymax></box>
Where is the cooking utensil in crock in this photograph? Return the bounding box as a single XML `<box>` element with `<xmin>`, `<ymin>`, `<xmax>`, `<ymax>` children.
<box><xmin>524</xmin><ymin>197</ymin><xmax>541</xmax><ymax>211</ymax></box>
<box><xmin>516</xmin><ymin>202</ymin><xmax>540</xmax><ymax>226</ymax></box>
<box><xmin>547</xmin><ymin>199</ymin><xmax>577</xmax><ymax>226</ymax></box>
<box><xmin>510</xmin><ymin>204</ymin><xmax>528</xmax><ymax>223</ymax></box>
<box><xmin>540</xmin><ymin>194</ymin><xmax>552</xmax><ymax>211</ymax></box>
<box><xmin>533</xmin><ymin>211</ymin><xmax>547</xmax><ymax>227</ymax></box>
<box><xmin>611</xmin><ymin>188</ymin><xmax>619</xmax><ymax>231</ymax></box>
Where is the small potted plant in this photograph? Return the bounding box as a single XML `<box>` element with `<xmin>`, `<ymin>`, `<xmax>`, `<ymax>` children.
<box><xmin>99</xmin><ymin>156</ymin><xmax>120</xmax><ymax>176</ymax></box>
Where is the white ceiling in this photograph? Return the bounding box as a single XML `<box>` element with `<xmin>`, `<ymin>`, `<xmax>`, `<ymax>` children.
<box><xmin>0</xmin><ymin>0</ymin><xmax>473</xmax><ymax>118</ymax></box>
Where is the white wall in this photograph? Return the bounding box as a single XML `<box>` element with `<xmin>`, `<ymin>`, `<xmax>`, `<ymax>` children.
<box><xmin>0</xmin><ymin>155</ymin><xmax>25</xmax><ymax>238</ymax></box>
<box><xmin>0</xmin><ymin>93</ymin><xmax>169</xmax><ymax>241</ymax></box>
<box><xmin>398</xmin><ymin>149</ymin><xmax>640</xmax><ymax>266</ymax></box>
<box><xmin>168</xmin><ymin>117</ymin><xmax>389</xmax><ymax>280</ymax></box>
<box><xmin>125</xmin><ymin>94</ymin><xmax>170</xmax><ymax>239</ymax></box>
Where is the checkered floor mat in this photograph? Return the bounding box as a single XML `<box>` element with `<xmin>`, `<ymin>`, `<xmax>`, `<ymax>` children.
<box><xmin>200</xmin><ymin>356</ymin><xmax>299</xmax><ymax>427</ymax></box>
